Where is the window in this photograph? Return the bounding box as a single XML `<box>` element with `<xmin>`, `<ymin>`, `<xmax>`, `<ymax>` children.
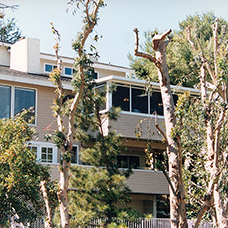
<box><xmin>150</xmin><ymin>91</ymin><xmax>163</xmax><ymax>115</ymax></box>
<box><xmin>117</xmin><ymin>155</ymin><xmax>140</xmax><ymax>169</ymax></box>
<box><xmin>95</xmin><ymin>83</ymin><xmax>106</xmax><ymax>110</ymax></box>
<box><xmin>41</xmin><ymin>147</ymin><xmax>53</xmax><ymax>163</ymax></box>
<box><xmin>28</xmin><ymin>145</ymin><xmax>38</xmax><ymax>158</ymax></box>
<box><xmin>65</xmin><ymin>67</ymin><xmax>73</xmax><ymax>76</ymax></box>
<box><xmin>44</xmin><ymin>64</ymin><xmax>57</xmax><ymax>73</ymax></box>
<box><xmin>71</xmin><ymin>146</ymin><xmax>79</xmax><ymax>164</ymax></box>
<box><xmin>93</xmin><ymin>72</ymin><xmax>98</xmax><ymax>79</ymax></box>
<box><xmin>0</xmin><ymin>85</ymin><xmax>11</xmax><ymax>119</ymax></box>
<box><xmin>112</xmin><ymin>86</ymin><xmax>130</xmax><ymax>111</ymax></box>
<box><xmin>15</xmin><ymin>88</ymin><xmax>36</xmax><ymax>123</ymax></box>
<box><xmin>0</xmin><ymin>85</ymin><xmax>36</xmax><ymax>124</ymax></box>
<box><xmin>28</xmin><ymin>142</ymin><xmax>57</xmax><ymax>163</ymax></box>
<box><xmin>132</xmin><ymin>88</ymin><xmax>148</xmax><ymax>113</ymax></box>
<box><xmin>111</xmin><ymin>84</ymin><xmax>179</xmax><ymax>116</ymax></box>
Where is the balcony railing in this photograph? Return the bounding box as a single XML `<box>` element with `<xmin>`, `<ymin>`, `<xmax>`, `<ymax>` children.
<box><xmin>86</xmin><ymin>218</ymin><xmax>212</xmax><ymax>228</ymax></box>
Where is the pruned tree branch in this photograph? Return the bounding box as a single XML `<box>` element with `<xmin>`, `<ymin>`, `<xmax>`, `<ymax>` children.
<box><xmin>212</xmin><ymin>18</ymin><xmax>219</xmax><ymax>77</ymax></box>
<box><xmin>186</xmin><ymin>25</ymin><xmax>225</xmax><ymax>100</ymax></box>
<box><xmin>133</xmin><ymin>28</ymin><xmax>157</xmax><ymax>63</ymax></box>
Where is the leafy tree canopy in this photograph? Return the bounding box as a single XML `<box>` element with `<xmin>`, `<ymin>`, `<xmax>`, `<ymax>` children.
<box><xmin>65</xmin><ymin>83</ymin><xmax>139</xmax><ymax>227</ymax></box>
<box><xmin>0</xmin><ymin>17</ymin><xmax>22</xmax><ymax>43</ymax></box>
<box><xmin>129</xmin><ymin>12</ymin><xmax>228</xmax><ymax>88</ymax></box>
<box><xmin>0</xmin><ymin>114</ymin><xmax>57</xmax><ymax>226</ymax></box>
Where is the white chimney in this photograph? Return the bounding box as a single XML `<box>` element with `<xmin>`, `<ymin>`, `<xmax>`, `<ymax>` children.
<box><xmin>10</xmin><ymin>37</ymin><xmax>40</xmax><ymax>74</ymax></box>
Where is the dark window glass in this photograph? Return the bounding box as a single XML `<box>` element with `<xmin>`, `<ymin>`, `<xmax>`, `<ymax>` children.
<box><xmin>0</xmin><ymin>85</ymin><xmax>10</xmax><ymax>119</ymax></box>
<box><xmin>93</xmin><ymin>72</ymin><xmax>98</xmax><ymax>79</ymax></box>
<box><xmin>173</xmin><ymin>94</ymin><xmax>178</xmax><ymax>106</ymax></box>
<box><xmin>129</xmin><ymin>156</ymin><xmax>140</xmax><ymax>169</ymax></box>
<box><xmin>150</xmin><ymin>91</ymin><xmax>163</xmax><ymax>115</ymax></box>
<box><xmin>112</xmin><ymin>86</ymin><xmax>130</xmax><ymax>111</ymax></box>
<box><xmin>117</xmin><ymin>155</ymin><xmax>128</xmax><ymax>168</ymax></box>
<box><xmin>15</xmin><ymin>88</ymin><xmax>35</xmax><ymax>123</ymax></box>
<box><xmin>132</xmin><ymin>88</ymin><xmax>148</xmax><ymax>113</ymax></box>
<box><xmin>65</xmin><ymin>67</ymin><xmax>72</xmax><ymax>75</ymax></box>
<box><xmin>117</xmin><ymin>155</ymin><xmax>140</xmax><ymax>169</ymax></box>
<box><xmin>45</xmin><ymin>64</ymin><xmax>52</xmax><ymax>72</ymax></box>
<box><xmin>71</xmin><ymin>146</ymin><xmax>78</xmax><ymax>164</ymax></box>
<box><xmin>96</xmin><ymin>84</ymin><xmax>106</xmax><ymax>110</ymax></box>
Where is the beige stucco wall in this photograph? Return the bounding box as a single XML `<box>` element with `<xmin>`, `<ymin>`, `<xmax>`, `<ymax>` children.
<box><xmin>0</xmin><ymin>46</ymin><xmax>10</xmax><ymax>66</ymax></box>
<box><xmin>10</xmin><ymin>38</ymin><xmax>40</xmax><ymax>74</ymax></box>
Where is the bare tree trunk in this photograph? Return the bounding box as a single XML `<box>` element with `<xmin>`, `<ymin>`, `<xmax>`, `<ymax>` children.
<box><xmin>40</xmin><ymin>180</ymin><xmax>53</xmax><ymax>228</ymax></box>
<box><xmin>134</xmin><ymin>28</ymin><xmax>188</xmax><ymax>228</ymax></box>
<box><xmin>187</xmin><ymin>22</ymin><xmax>228</xmax><ymax>228</ymax></box>
<box><xmin>49</xmin><ymin>1</ymin><xmax>103</xmax><ymax>227</ymax></box>
<box><xmin>214</xmin><ymin>183</ymin><xmax>228</xmax><ymax>228</ymax></box>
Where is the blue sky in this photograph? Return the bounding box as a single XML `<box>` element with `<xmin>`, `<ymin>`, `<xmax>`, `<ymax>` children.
<box><xmin>4</xmin><ymin>0</ymin><xmax>228</xmax><ymax>67</ymax></box>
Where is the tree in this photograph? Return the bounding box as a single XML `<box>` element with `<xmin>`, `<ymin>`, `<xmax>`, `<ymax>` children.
<box><xmin>133</xmin><ymin>28</ymin><xmax>187</xmax><ymax>228</ymax></box>
<box><xmin>132</xmin><ymin>13</ymin><xmax>228</xmax><ymax>228</ymax></box>
<box><xmin>0</xmin><ymin>18</ymin><xmax>22</xmax><ymax>43</ymax></box>
<box><xmin>129</xmin><ymin>12</ymin><xmax>228</xmax><ymax>88</ymax></box>
<box><xmin>182</xmin><ymin>19</ymin><xmax>228</xmax><ymax>228</ymax></box>
<box><xmin>0</xmin><ymin>114</ymin><xmax>57</xmax><ymax>227</ymax></box>
<box><xmin>47</xmin><ymin>1</ymin><xmax>105</xmax><ymax>227</ymax></box>
<box><xmin>0</xmin><ymin>3</ymin><xmax>22</xmax><ymax>43</ymax></box>
<box><xmin>68</xmin><ymin>83</ymin><xmax>138</xmax><ymax>227</ymax></box>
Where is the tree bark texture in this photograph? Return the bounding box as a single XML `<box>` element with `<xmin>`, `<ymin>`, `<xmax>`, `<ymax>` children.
<box><xmin>187</xmin><ymin>23</ymin><xmax>228</xmax><ymax>228</ymax></box>
<box><xmin>134</xmin><ymin>28</ymin><xmax>188</xmax><ymax>228</ymax></box>
<box><xmin>40</xmin><ymin>180</ymin><xmax>53</xmax><ymax>228</ymax></box>
<box><xmin>52</xmin><ymin>1</ymin><xmax>103</xmax><ymax>227</ymax></box>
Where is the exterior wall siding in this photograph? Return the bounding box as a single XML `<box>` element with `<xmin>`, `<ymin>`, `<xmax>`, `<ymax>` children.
<box><xmin>96</xmin><ymin>68</ymin><xmax>125</xmax><ymax>78</ymax></box>
<box><xmin>50</xmin><ymin>164</ymin><xmax>169</xmax><ymax>195</ymax></box>
<box><xmin>110</xmin><ymin>113</ymin><xmax>165</xmax><ymax>141</ymax></box>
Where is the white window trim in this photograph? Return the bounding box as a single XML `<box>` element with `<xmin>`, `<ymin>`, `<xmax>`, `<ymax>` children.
<box><xmin>63</xmin><ymin>66</ymin><xmax>73</xmax><ymax>77</ymax></box>
<box><xmin>44</xmin><ymin>63</ymin><xmax>57</xmax><ymax>74</ymax></box>
<box><xmin>28</xmin><ymin>141</ymin><xmax>58</xmax><ymax>164</ymax></box>
<box><xmin>0</xmin><ymin>84</ymin><xmax>37</xmax><ymax>126</ymax></box>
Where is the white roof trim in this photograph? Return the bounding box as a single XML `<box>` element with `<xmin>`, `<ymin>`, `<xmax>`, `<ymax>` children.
<box><xmin>95</xmin><ymin>75</ymin><xmax>201</xmax><ymax>94</ymax></box>
<box><xmin>0</xmin><ymin>72</ymin><xmax>72</xmax><ymax>90</ymax></box>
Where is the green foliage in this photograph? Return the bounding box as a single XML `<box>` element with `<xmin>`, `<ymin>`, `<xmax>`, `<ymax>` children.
<box><xmin>129</xmin><ymin>12</ymin><xmax>228</xmax><ymax>88</ymax></box>
<box><xmin>172</xmin><ymin>91</ymin><xmax>228</xmax><ymax>221</ymax></box>
<box><xmin>68</xmin><ymin>82</ymin><xmax>137</xmax><ymax>227</ymax></box>
<box><xmin>0</xmin><ymin>18</ymin><xmax>22</xmax><ymax>43</ymax></box>
<box><xmin>0</xmin><ymin>115</ymin><xmax>57</xmax><ymax>224</ymax></box>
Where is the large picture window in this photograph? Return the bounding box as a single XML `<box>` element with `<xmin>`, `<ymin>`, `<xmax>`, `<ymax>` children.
<box><xmin>112</xmin><ymin>84</ymin><xmax>179</xmax><ymax>116</ymax></box>
<box><xmin>132</xmin><ymin>88</ymin><xmax>148</xmax><ymax>113</ymax></box>
<box><xmin>112</xmin><ymin>85</ymin><xmax>130</xmax><ymax>111</ymax></box>
<box><xmin>0</xmin><ymin>85</ymin><xmax>36</xmax><ymax>124</ymax></box>
<box><xmin>0</xmin><ymin>85</ymin><xmax>11</xmax><ymax>119</ymax></box>
<box><xmin>15</xmin><ymin>88</ymin><xmax>35</xmax><ymax>123</ymax></box>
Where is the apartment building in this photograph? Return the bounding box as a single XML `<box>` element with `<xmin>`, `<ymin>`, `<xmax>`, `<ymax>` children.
<box><xmin>0</xmin><ymin>37</ymin><xmax>200</xmax><ymax>218</ymax></box>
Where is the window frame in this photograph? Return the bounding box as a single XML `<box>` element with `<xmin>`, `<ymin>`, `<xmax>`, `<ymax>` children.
<box><xmin>64</xmin><ymin>67</ymin><xmax>73</xmax><ymax>76</ymax></box>
<box><xmin>44</xmin><ymin>64</ymin><xmax>57</xmax><ymax>73</ymax></box>
<box><xmin>28</xmin><ymin>141</ymin><xmax>58</xmax><ymax>164</ymax></box>
<box><xmin>117</xmin><ymin>154</ymin><xmax>141</xmax><ymax>169</ymax></box>
<box><xmin>0</xmin><ymin>84</ymin><xmax>11</xmax><ymax>119</ymax></box>
<box><xmin>111</xmin><ymin>83</ymin><xmax>179</xmax><ymax>118</ymax></box>
<box><xmin>0</xmin><ymin>84</ymin><xmax>37</xmax><ymax>125</ymax></box>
